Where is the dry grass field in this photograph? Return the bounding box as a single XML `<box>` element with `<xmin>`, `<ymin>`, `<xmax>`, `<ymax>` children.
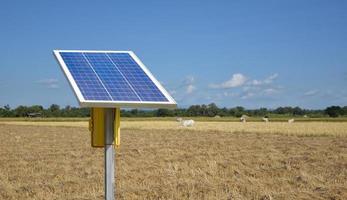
<box><xmin>0</xmin><ymin>120</ymin><xmax>346</xmax><ymax>199</ymax></box>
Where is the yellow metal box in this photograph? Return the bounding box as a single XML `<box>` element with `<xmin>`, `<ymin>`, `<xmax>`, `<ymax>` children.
<box><xmin>89</xmin><ymin>108</ymin><xmax>120</xmax><ymax>148</ymax></box>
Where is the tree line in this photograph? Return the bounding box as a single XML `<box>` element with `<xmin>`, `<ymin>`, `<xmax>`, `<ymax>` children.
<box><xmin>0</xmin><ymin>103</ymin><xmax>346</xmax><ymax>118</ymax></box>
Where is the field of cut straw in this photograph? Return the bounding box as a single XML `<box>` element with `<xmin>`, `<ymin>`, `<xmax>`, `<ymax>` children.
<box><xmin>0</xmin><ymin>120</ymin><xmax>346</xmax><ymax>199</ymax></box>
<box><xmin>1</xmin><ymin>120</ymin><xmax>347</xmax><ymax>137</ymax></box>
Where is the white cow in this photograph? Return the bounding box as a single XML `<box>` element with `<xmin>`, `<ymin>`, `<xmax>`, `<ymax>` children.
<box><xmin>262</xmin><ymin>117</ymin><xmax>269</xmax><ymax>122</ymax></box>
<box><xmin>181</xmin><ymin>119</ymin><xmax>195</xmax><ymax>127</ymax></box>
<box><xmin>176</xmin><ymin>117</ymin><xmax>183</xmax><ymax>122</ymax></box>
<box><xmin>288</xmin><ymin>118</ymin><xmax>294</xmax><ymax>123</ymax></box>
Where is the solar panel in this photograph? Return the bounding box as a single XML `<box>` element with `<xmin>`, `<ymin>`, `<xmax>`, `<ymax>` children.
<box><xmin>54</xmin><ymin>50</ymin><xmax>176</xmax><ymax>108</ymax></box>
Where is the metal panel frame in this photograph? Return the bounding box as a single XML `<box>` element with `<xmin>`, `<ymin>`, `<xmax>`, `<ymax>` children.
<box><xmin>53</xmin><ymin>50</ymin><xmax>177</xmax><ymax>109</ymax></box>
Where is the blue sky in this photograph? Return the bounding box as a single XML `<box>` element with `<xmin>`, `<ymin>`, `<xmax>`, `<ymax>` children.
<box><xmin>1</xmin><ymin>0</ymin><xmax>346</xmax><ymax>109</ymax></box>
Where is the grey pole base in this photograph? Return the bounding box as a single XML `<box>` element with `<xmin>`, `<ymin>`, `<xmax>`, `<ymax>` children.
<box><xmin>105</xmin><ymin>108</ymin><xmax>115</xmax><ymax>200</ymax></box>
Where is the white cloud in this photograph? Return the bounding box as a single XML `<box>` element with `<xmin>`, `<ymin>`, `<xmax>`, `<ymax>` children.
<box><xmin>171</xmin><ymin>76</ymin><xmax>196</xmax><ymax>95</ymax></box>
<box><xmin>37</xmin><ymin>78</ymin><xmax>59</xmax><ymax>89</ymax></box>
<box><xmin>263</xmin><ymin>88</ymin><xmax>279</xmax><ymax>95</ymax></box>
<box><xmin>186</xmin><ymin>85</ymin><xmax>196</xmax><ymax>94</ymax></box>
<box><xmin>208</xmin><ymin>73</ymin><xmax>281</xmax><ymax>100</ymax></box>
<box><xmin>167</xmin><ymin>75</ymin><xmax>198</xmax><ymax>103</ymax></box>
<box><xmin>184</xmin><ymin>76</ymin><xmax>195</xmax><ymax>85</ymax></box>
<box><xmin>182</xmin><ymin>76</ymin><xmax>197</xmax><ymax>94</ymax></box>
<box><xmin>250</xmin><ymin>80</ymin><xmax>262</xmax><ymax>86</ymax></box>
<box><xmin>47</xmin><ymin>84</ymin><xmax>59</xmax><ymax>89</ymax></box>
<box><xmin>267</xmin><ymin>73</ymin><xmax>279</xmax><ymax>81</ymax></box>
<box><xmin>210</xmin><ymin>73</ymin><xmax>247</xmax><ymax>89</ymax></box>
<box><xmin>303</xmin><ymin>90</ymin><xmax>319</xmax><ymax>96</ymax></box>
<box><xmin>169</xmin><ymin>90</ymin><xmax>177</xmax><ymax>95</ymax></box>
<box><xmin>240</xmin><ymin>88</ymin><xmax>280</xmax><ymax>100</ymax></box>
<box><xmin>241</xmin><ymin>73</ymin><xmax>280</xmax><ymax>99</ymax></box>
<box><xmin>241</xmin><ymin>92</ymin><xmax>255</xmax><ymax>99</ymax></box>
<box><xmin>210</xmin><ymin>73</ymin><xmax>278</xmax><ymax>89</ymax></box>
<box><xmin>223</xmin><ymin>91</ymin><xmax>238</xmax><ymax>97</ymax></box>
<box><xmin>249</xmin><ymin>73</ymin><xmax>278</xmax><ymax>86</ymax></box>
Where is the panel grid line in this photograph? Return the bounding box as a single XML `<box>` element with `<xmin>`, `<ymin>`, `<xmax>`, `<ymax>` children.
<box><xmin>105</xmin><ymin>53</ymin><xmax>143</xmax><ymax>101</ymax></box>
<box><xmin>107</xmin><ymin>53</ymin><xmax>167</xmax><ymax>101</ymax></box>
<box><xmin>59</xmin><ymin>52</ymin><xmax>111</xmax><ymax>101</ymax></box>
<box><xmin>82</xmin><ymin>53</ymin><xmax>114</xmax><ymax>101</ymax></box>
<box><xmin>84</xmin><ymin>53</ymin><xmax>140</xmax><ymax>101</ymax></box>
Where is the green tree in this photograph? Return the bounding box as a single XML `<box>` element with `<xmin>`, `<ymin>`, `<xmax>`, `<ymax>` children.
<box><xmin>233</xmin><ymin>106</ymin><xmax>245</xmax><ymax>117</ymax></box>
<box><xmin>342</xmin><ymin>106</ymin><xmax>347</xmax><ymax>116</ymax></box>
<box><xmin>0</xmin><ymin>105</ymin><xmax>14</xmax><ymax>117</ymax></box>
<box><xmin>49</xmin><ymin>104</ymin><xmax>60</xmax><ymax>112</ymax></box>
<box><xmin>130</xmin><ymin>109</ymin><xmax>139</xmax><ymax>116</ymax></box>
<box><xmin>14</xmin><ymin>105</ymin><xmax>29</xmax><ymax>117</ymax></box>
<box><xmin>325</xmin><ymin>106</ymin><xmax>343</xmax><ymax>117</ymax></box>
<box><xmin>187</xmin><ymin>105</ymin><xmax>201</xmax><ymax>116</ymax></box>
<box><xmin>293</xmin><ymin>106</ymin><xmax>304</xmax><ymax>116</ymax></box>
<box><xmin>47</xmin><ymin>104</ymin><xmax>60</xmax><ymax>117</ymax></box>
<box><xmin>156</xmin><ymin>109</ymin><xmax>174</xmax><ymax>117</ymax></box>
<box><xmin>28</xmin><ymin>105</ymin><xmax>44</xmax><ymax>113</ymax></box>
<box><xmin>219</xmin><ymin>107</ymin><xmax>228</xmax><ymax>117</ymax></box>
<box><xmin>207</xmin><ymin>103</ymin><xmax>219</xmax><ymax>117</ymax></box>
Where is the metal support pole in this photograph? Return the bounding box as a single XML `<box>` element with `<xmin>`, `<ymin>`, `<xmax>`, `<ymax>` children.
<box><xmin>105</xmin><ymin>108</ymin><xmax>115</xmax><ymax>200</ymax></box>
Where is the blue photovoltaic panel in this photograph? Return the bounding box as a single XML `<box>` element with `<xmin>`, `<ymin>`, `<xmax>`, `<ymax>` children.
<box><xmin>58</xmin><ymin>51</ymin><xmax>170</xmax><ymax>103</ymax></box>
<box><xmin>60</xmin><ymin>52</ymin><xmax>111</xmax><ymax>101</ymax></box>
<box><xmin>107</xmin><ymin>53</ymin><xmax>168</xmax><ymax>101</ymax></box>
<box><xmin>83</xmin><ymin>53</ymin><xmax>140</xmax><ymax>101</ymax></box>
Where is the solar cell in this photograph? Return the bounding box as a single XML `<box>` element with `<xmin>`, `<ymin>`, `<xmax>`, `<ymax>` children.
<box><xmin>83</xmin><ymin>53</ymin><xmax>140</xmax><ymax>101</ymax></box>
<box><xmin>60</xmin><ymin>52</ymin><xmax>112</xmax><ymax>101</ymax></box>
<box><xmin>107</xmin><ymin>53</ymin><xmax>168</xmax><ymax>101</ymax></box>
<box><xmin>54</xmin><ymin>50</ymin><xmax>176</xmax><ymax>108</ymax></box>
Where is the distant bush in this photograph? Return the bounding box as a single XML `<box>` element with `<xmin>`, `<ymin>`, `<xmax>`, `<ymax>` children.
<box><xmin>0</xmin><ymin>104</ymin><xmax>346</xmax><ymax>118</ymax></box>
<box><xmin>325</xmin><ymin>106</ymin><xmax>343</xmax><ymax>118</ymax></box>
